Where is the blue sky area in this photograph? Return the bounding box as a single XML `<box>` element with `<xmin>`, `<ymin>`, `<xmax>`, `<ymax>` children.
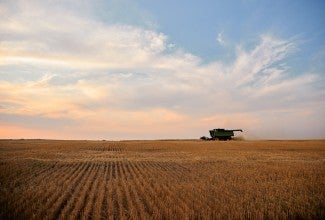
<box><xmin>0</xmin><ymin>0</ymin><xmax>324</xmax><ymax>139</ymax></box>
<box><xmin>97</xmin><ymin>0</ymin><xmax>325</xmax><ymax>69</ymax></box>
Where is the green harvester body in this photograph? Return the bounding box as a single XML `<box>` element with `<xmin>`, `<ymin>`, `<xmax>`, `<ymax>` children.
<box><xmin>209</xmin><ymin>128</ymin><xmax>243</xmax><ymax>140</ymax></box>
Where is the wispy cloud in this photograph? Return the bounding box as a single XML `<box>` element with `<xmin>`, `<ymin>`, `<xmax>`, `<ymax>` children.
<box><xmin>0</xmin><ymin>0</ymin><xmax>324</xmax><ymax>139</ymax></box>
<box><xmin>216</xmin><ymin>31</ymin><xmax>225</xmax><ymax>45</ymax></box>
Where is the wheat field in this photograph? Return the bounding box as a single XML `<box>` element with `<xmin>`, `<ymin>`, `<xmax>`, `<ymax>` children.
<box><xmin>0</xmin><ymin>139</ymin><xmax>324</xmax><ymax>219</ymax></box>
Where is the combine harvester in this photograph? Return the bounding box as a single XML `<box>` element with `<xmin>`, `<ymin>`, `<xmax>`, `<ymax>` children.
<box><xmin>201</xmin><ymin>128</ymin><xmax>243</xmax><ymax>140</ymax></box>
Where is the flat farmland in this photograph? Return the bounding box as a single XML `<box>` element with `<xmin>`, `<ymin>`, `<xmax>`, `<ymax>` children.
<box><xmin>0</xmin><ymin>140</ymin><xmax>324</xmax><ymax>219</ymax></box>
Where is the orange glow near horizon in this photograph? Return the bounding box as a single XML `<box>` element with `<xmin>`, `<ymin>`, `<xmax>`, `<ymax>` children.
<box><xmin>0</xmin><ymin>125</ymin><xmax>62</xmax><ymax>139</ymax></box>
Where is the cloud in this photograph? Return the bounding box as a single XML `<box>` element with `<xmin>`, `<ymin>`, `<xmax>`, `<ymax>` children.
<box><xmin>216</xmin><ymin>31</ymin><xmax>225</xmax><ymax>45</ymax></box>
<box><xmin>0</xmin><ymin>0</ymin><xmax>169</xmax><ymax>70</ymax></box>
<box><xmin>0</xmin><ymin>0</ymin><xmax>324</xmax><ymax>139</ymax></box>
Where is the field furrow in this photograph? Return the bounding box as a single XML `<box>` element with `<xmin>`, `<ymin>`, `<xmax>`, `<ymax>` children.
<box><xmin>31</xmin><ymin>162</ymin><xmax>81</xmax><ymax>217</ymax></box>
<box><xmin>89</xmin><ymin>162</ymin><xmax>105</xmax><ymax>219</ymax></box>
<box><xmin>122</xmin><ymin>162</ymin><xmax>147</xmax><ymax>218</ymax></box>
<box><xmin>56</xmin><ymin>161</ymin><xmax>96</xmax><ymax>219</ymax></box>
<box><xmin>105</xmin><ymin>161</ymin><xmax>115</xmax><ymax>219</ymax></box>
<box><xmin>129</xmin><ymin>161</ymin><xmax>161</xmax><ymax>216</ymax></box>
<box><xmin>40</xmin><ymin>161</ymin><xmax>89</xmax><ymax>219</ymax></box>
<box><xmin>79</xmin><ymin>163</ymin><xmax>101</xmax><ymax>219</ymax></box>
<box><xmin>70</xmin><ymin>162</ymin><xmax>99</xmax><ymax>219</ymax></box>
<box><xmin>12</xmin><ymin>163</ymin><xmax>72</xmax><ymax>218</ymax></box>
<box><xmin>126</xmin><ymin>161</ymin><xmax>152</xmax><ymax>217</ymax></box>
<box><xmin>119</xmin><ymin>161</ymin><xmax>139</xmax><ymax>219</ymax></box>
<box><xmin>115</xmin><ymin>161</ymin><xmax>128</xmax><ymax>219</ymax></box>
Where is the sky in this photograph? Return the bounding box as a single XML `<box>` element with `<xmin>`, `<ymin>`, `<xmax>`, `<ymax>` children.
<box><xmin>0</xmin><ymin>0</ymin><xmax>324</xmax><ymax>140</ymax></box>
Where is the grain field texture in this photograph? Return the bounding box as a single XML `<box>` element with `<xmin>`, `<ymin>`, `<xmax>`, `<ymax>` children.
<box><xmin>0</xmin><ymin>139</ymin><xmax>324</xmax><ymax>219</ymax></box>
